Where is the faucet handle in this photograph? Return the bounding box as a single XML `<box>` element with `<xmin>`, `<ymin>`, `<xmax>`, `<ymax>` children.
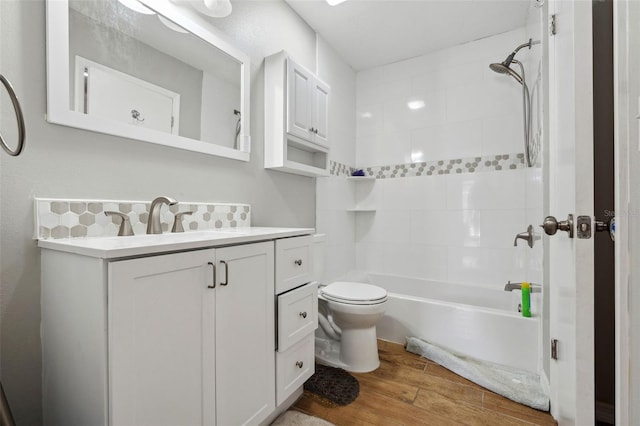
<box><xmin>105</xmin><ymin>211</ymin><xmax>134</xmax><ymax>237</ymax></box>
<box><xmin>514</xmin><ymin>224</ymin><xmax>539</xmax><ymax>248</ymax></box>
<box><xmin>171</xmin><ymin>211</ymin><xmax>194</xmax><ymax>233</ymax></box>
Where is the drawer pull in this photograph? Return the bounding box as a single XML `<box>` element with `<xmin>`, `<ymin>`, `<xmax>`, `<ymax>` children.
<box><xmin>296</xmin><ymin>361</ymin><xmax>304</xmax><ymax>368</ymax></box>
<box><xmin>299</xmin><ymin>311</ymin><xmax>307</xmax><ymax>319</ymax></box>
<box><xmin>294</xmin><ymin>259</ymin><xmax>303</xmax><ymax>266</ymax></box>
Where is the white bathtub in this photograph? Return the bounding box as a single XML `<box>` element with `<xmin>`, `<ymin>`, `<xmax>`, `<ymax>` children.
<box><xmin>363</xmin><ymin>273</ymin><xmax>541</xmax><ymax>374</ymax></box>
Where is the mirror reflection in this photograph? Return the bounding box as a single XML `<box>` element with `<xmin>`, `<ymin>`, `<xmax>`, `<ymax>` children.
<box><xmin>67</xmin><ymin>0</ymin><xmax>244</xmax><ymax>151</ymax></box>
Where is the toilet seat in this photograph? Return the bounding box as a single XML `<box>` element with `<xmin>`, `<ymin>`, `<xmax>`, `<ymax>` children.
<box><xmin>320</xmin><ymin>282</ymin><xmax>387</xmax><ymax>305</ymax></box>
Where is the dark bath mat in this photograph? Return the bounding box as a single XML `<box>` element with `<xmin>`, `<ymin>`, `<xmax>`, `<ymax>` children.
<box><xmin>303</xmin><ymin>364</ymin><xmax>360</xmax><ymax>406</ymax></box>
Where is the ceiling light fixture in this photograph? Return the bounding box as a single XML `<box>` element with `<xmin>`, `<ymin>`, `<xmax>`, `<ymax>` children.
<box><xmin>117</xmin><ymin>0</ymin><xmax>155</xmax><ymax>15</ymax></box>
<box><xmin>173</xmin><ymin>0</ymin><xmax>232</xmax><ymax>18</ymax></box>
<box><xmin>158</xmin><ymin>15</ymin><xmax>189</xmax><ymax>33</ymax></box>
<box><xmin>326</xmin><ymin>0</ymin><xmax>348</xmax><ymax>6</ymax></box>
<box><xmin>407</xmin><ymin>100</ymin><xmax>425</xmax><ymax>110</ymax></box>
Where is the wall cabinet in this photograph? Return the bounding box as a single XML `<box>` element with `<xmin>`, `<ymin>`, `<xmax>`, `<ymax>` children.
<box><xmin>42</xmin><ymin>241</ymin><xmax>275</xmax><ymax>426</ymax></box>
<box><xmin>265</xmin><ymin>51</ymin><xmax>331</xmax><ymax>177</ymax></box>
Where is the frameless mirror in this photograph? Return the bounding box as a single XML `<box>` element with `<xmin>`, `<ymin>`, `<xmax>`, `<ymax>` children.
<box><xmin>46</xmin><ymin>0</ymin><xmax>251</xmax><ymax>161</ymax></box>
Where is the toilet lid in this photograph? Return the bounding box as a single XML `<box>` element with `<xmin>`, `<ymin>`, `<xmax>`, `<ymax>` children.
<box><xmin>320</xmin><ymin>282</ymin><xmax>387</xmax><ymax>305</ymax></box>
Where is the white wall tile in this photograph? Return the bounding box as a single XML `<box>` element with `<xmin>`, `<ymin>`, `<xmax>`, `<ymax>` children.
<box><xmin>410</xmin><ymin>210</ymin><xmax>450</xmax><ymax>246</ymax></box>
<box><xmin>355</xmin><ymin>242</ymin><xmax>385</xmax><ymax>274</ymax></box>
<box><xmin>383</xmin><ymin>90</ymin><xmax>446</xmax><ymax>133</ymax></box>
<box><xmin>447</xmin><ymin>210</ymin><xmax>481</xmax><ymax>247</ymax></box>
<box><xmin>446</xmin><ymin>170</ymin><xmax>525</xmax><ymax>210</ymax></box>
<box><xmin>481</xmin><ymin>209</ymin><xmax>527</xmax><ymax>248</ymax></box>
<box><xmin>325</xmin><ymin>243</ymin><xmax>356</xmax><ymax>283</ymax></box>
<box><xmin>356</xmin><ymin>103</ymin><xmax>384</xmax><ymax>137</ymax></box>
<box><xmin>383</xmin><ymin>243</ymin><xmax>448</xmax><ymax>280</ymax></box>
<box><xmin>412</xmin><ymin>119</ymin><xmax>482</xmax><ymax>160</ymax></box>
<box><xmin>355</xmin><ymin>180</ymin><xmax>380</xmax><ymax>210</ymax></box>
<box><xmin>447</xmin><ymin>246</ymin><xmax>526</xmax><ymax>286</ymax></box>
<box><xmin>482</xmin><ymin>113</ymin><xmax>522</xmax><ymax>155</ymax></box>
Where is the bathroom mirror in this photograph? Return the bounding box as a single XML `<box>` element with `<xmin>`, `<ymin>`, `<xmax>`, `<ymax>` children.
<box><xmin>46</xmin><ymin>0</ymin><xmax>251</xmax><ymax>161</ymax></box>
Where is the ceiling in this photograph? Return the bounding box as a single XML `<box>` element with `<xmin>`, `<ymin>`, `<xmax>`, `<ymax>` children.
<box><xmin>284</xmin><ymin>0</ymin><xmax>532</xmax><ymax>71</ymax></box>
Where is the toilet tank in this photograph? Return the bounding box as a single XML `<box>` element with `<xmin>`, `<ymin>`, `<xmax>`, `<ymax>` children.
<box><xmin>311</xmin><ymin>233</ymin><xmax>325</xmax><ymax>284</ymax></box>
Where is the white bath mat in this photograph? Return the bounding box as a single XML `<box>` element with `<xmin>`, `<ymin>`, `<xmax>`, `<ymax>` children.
<box><xmin>406</xmin><ymin>336</ymin><xmax>550</xmax><ymax>411</ymax></box>
<box><xmin>270</xmin><ymin>410</ymin><xmax>334</xmax><ymax>426</ymax></box>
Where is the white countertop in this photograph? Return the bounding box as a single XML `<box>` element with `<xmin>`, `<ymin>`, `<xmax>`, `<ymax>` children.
<box><xmin>38</xmin><ymin>227</ymin><xmax>315</xmax><ymax>259</ymax></box>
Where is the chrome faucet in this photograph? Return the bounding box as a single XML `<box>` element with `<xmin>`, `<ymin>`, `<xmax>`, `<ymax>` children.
<box><xmin>504</xmin><ymin>281</ymin><xmax>542</xmax><ymax>293</ymax></box>
<box><xmin>146</xmin><ymin>196</ymin><xmax>178</xmax><ymax>234</ymax></box>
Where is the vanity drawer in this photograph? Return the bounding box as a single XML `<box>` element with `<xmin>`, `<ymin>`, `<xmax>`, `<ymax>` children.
<box><xmin>276</xmin><ymin>334</ymin><xmax>315</xmax><ymax>405</ymax></box>
<box><xmin>275</xmin><ymin>235</ymin><xmax>312</xmax><ymax>294</ymax></box>
<box><xmin>278</xmin><ymin>281</ymin><xmax>318</xmax><ymax>352</ymax></box>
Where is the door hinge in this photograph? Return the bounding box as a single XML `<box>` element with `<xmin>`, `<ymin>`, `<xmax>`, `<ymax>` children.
<box><xmin>551</xmin><ymin>339</ymin><xmax>559</xmax><ymax>360</ymax></box>
<box><xmin>171</xmin><ymin>116</ymin><xmax>174</xmax><ymax>129</ymax></box>
<box><xmin>550</xmin><ymin>14</ymin><xmax>557</xmax><ymax>36</ymax></box>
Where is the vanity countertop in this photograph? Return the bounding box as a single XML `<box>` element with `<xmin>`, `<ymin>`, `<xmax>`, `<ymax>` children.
<box><xmin>38</xmin><ymin>227</ymin><xmax>315</xmax><ymax>259</ymax></box>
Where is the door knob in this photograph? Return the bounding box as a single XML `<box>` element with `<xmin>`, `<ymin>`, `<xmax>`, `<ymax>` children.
<box><xmin>541</xmin><ymin>214</ymin><xmax>574</xmax><ymax>238</ymax></box>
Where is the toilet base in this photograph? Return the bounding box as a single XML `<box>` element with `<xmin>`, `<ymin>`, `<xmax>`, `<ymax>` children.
<box><xmin>314</xmin><ymin>336</ymin><xmax>380</xmax><ymax>373</ymax></box>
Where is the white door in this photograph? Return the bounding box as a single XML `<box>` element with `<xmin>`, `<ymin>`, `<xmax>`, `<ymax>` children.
<box><xmin>286</xmin><ymin>59</ymin><xmax>314</xmax><ymax>141</ymax></box>
<box><xmin>215</xmin><ymin>242</ymin><xmax>275</xmax><ymax>426</ymax></box>
<box><xmin>108</xmin><ymin>249</ymin><xmax>216</xmax><ymax>426</ymax></box>
<box><xmin>546</xmin><ymin>0</ymin><xmax>595</xmax><ymax>423</ymax></box>
<box><xmin>76</xmin><ymin>57</ymin><xmax>180</xmax><ymax>135</ymax></box>
<box><xmin>613</xmin><ymin>1</ymin><xmax>639</xmax><ymax>424</ymax></box>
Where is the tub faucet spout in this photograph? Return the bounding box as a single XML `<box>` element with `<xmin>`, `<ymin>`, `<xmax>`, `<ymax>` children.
<box><xmin>504</xmin><ymin>281</ymin><xmax>542</xmax><ymax>293</ymax></box>
<box><xmin>147</xmin><ymin>196</ymin><xmax>178</xmax><ymax>234</ymax></box>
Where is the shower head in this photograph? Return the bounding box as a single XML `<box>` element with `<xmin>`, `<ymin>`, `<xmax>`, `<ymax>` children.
<box><xmin>489</xmin><ymin>39</ymin><xmax>536</xmax><ymax>84</ymax></box>
<box><xmin>489</xmin><ymin>61</ymin><xmax>524</xmax><ymax>84</ymax></box>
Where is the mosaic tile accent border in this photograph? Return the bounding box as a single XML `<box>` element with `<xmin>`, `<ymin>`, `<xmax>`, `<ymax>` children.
<box><xmin>34</xmin><ymin>198</ymin><xmax>251</xmax><ymax>240</ymax></box>
<box><xmin>329</xmin><ymin>160</ymin><xmax>355</xmax><ymax>177</ymax></box>
<box><xmin>329</xmin><ymin>153</ymin><xmax>526</xmax><ymax>178</ymax></box>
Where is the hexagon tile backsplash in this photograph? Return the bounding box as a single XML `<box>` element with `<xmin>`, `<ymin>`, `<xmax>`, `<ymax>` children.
<box><xmin>34</xmin><ymin>198</ymin><xmax>251</xmax><ymax>240</ymax></box>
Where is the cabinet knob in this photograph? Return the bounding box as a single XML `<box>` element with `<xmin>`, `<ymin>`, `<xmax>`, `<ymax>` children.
<box><xmin>295</xmin><ymin>361</ymin><xmax>304</xmax><ymax>368</ymax></box>
<box><xmin>299</xmin><ymin>311</ymin><xmax>307</xmax><ymax>319</ymax></box>
<box><xmin>294</xmin><ymin>259</ymin><xmax>303</xmax><ymax>266</ymax></box>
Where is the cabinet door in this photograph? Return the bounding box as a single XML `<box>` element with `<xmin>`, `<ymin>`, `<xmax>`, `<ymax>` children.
<box><xmin>286</xmin><ymin>59</ymin><xmax>314</xmax><ymax>141</ymax></box>
<box><xmin>312</xmin><ymin>78</ymin><xmax>330</xmax><ymax>147</ymax></box>
<box><xmin>215</xmin><ymin>242</ymin><xmax>275</xmax><ymax>426</ymax></box>
<box><xmin>108</xmin><ymin>249</ymin><xmax>216</xmax><ymax>426</ymax></box>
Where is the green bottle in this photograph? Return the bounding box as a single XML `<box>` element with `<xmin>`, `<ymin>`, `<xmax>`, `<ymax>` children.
<box><xmin>521</xmin><ymin>282</ymin><xmax>531</xmax><ymax>318</ymax></box>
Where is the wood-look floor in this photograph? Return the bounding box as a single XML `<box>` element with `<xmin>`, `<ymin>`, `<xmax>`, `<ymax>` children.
<box><xmin>293</xmin><ymin>340</ymin><xmax>556</xmax><ymax>426</ymax></box>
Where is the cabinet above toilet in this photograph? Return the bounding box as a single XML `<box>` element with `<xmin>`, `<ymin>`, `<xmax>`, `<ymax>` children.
<box><xmin>264</xmin><ymin>51</ymin><xmax>331</xmax><ymax>177</ymax></box>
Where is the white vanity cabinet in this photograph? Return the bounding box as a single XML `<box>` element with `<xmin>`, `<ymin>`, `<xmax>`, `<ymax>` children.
<box><xmin>265</xmin><ymin>51</ymin><xmax>331</xmax><ymax>177</ymax></box>
<box><xmin>274</xmin><ymin>236</ymin><xmax>318</xmax><ymax>405</ymax></box>
<box><xmin>41</xmin><ymin>239</ymin><xmax>277</xmax><ymax>426</ymax></box>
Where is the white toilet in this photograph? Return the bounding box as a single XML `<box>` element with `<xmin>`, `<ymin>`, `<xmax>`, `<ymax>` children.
<box><xmin>315</xmin><ymin>281</ymin><xmax>388</xmax><ymax>373</ymax></box>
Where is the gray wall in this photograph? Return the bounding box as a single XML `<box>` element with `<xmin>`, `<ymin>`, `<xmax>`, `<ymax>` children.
<box><xmin>0</xmin><ymin>1</ymin><xmax>333</xmax><ymax>424</ymax></box>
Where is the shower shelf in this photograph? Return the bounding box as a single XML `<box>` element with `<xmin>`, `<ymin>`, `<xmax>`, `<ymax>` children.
<box><xmin>346</xmin><ymin>208</ymin><xmax>376</xmax><ymax>213</ymax></box>
<box><xmin>346</xmin><ymin>175</ymin><xmax>376</xmax><ymax>212</ymax></box>
<box><xmin>346</xmin><ymin>176</ymin><xmax>375</xmax><ymax>181</ymax></box>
